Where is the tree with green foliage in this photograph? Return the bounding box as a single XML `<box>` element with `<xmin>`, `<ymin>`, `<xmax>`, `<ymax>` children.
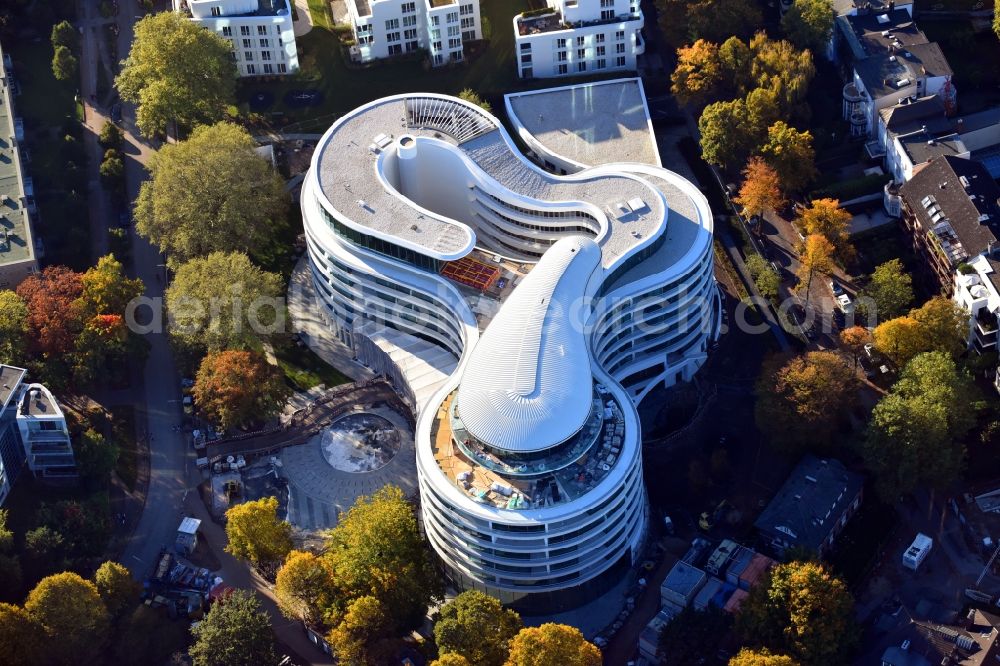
<box><xmin>115</xmin><ymin>604</ymin><xmax>193</xmax><ymax>665</ymax></box>
<box><xmin>165</xmin><ymin>251</ymin><xmax>283</xmax><ymax>353</ymax></box>
<box><xmin>99</xmin><ymin>121</ymin><xmax>123</xmax><ymax>148</ymax></box>
<box><xmin>324</xmin><ymin>485</ymin><xmax>442</xmax><ymax>632</ymax></box>
<box><xmin>51</xmin><ymin>44</ymin><xmax>77</xmax><ymax>81</ymax></box>
<box><xmin>74</xmin><ymin>428</ymin><xmax>120</xmax><ymax>484</ymax></box>
<box><xmin>745</xmin><ymin>254</ymin><xmax>781</xmax><ymax>300</ymax></box>
<box><xmin>99</xmin><ymin>149</ymin><xmax>125</xmax><ymax>186</ymax></box>
<box><xmin>754</xmin><ymin>351</ymin><xmax>858</xmax><ymax>453</ymax></box>
<box><xmin>0</xmin><ymin>510</ymin><xmax>21</xmax><ymax>599</ymax></box>
<box><xmin>506</xmin><ymin>623</ymin><xmax>602</xmax><ymax>666</ymax></box>
<box><xmin>116</xmin><ymin>12</ymin><xmax>237</xmax><ymax>136</ymax></box>
<box><xmin>761</xmin><ymin>121</ymin><xmax>816</xmax><ymax>193</ymax></box>
<box><xmin>0</xmin><ymin>290</ymin><xmax>29</xmax><ymax>365</ymax></box>
<box><xmin>699</xmin><ymin>98</ymin><xmax>756</xmax><ymax>170</ymax></box>
<box><xmin>458</xmin><ymin>89</ymin><xmax>491</xmax><ymax>114</ymax></box>
<box><xmin>50</xmin><ymin>20</ymin><xmax>78</xmax><ymax>51</ymax></box>
<box><xmin>24</xmin><ymin>572</ymin><xmax>111</xmax><ymax>665</ymax></box>
<box><xmin>730</xmin><ymin>648</ymin><xmax>800</xmax><ymax>666</ymax></box>
<box><xmin>738</xmin><ymin>561</ymin><xmax>855</xmax><ymax>666</ymax></box>
<box><xmin>434</xmin><ymin>590</ymin><xmax>523</xmax><ymax>666</ymax></box>
<box><xmin>224</xmin><ymin>496</ymin><xmax>293</xmax><ymax>569</ymax></box>
<box><xmin>781</xmin><ymin>0</ymin><xmax>835</xmax><ymax>52</ymax></box>
<box><xmin>995</xmin><ymin>0</ymin><xmax>1000</xmax><ymax>40</ymax></box>
<box><xmin>671</xmin><ymin>39</ymin><xmax>723</xmax><ymax>107</ymax></box>
<box><xmin>860</xmin><ymin>259</ymin><xmax>913</xmax><ymax>322</ymax></box>
<box><xmin>24</xmin><ymin>526</ymin><xmax>65</xmax><ymax>570</ymax></box>
<box><xmin>864</xmin><ymin>351</ymin><xmax>978</xmax><ymax>499</ymax></box>
<box><xmin>749</xmin><ymin>33</ymin><xmax>815</xmax><ymax>115</ymax></box>
<box><xmin>93</xmin><ymin>561</ymin><xmax>140</xmax><ymax>619</ymax></box>
<box><xmin>193</xmin><ymin>350</ymin><xmax>289</xmax><ymax>430</ymax></box>
<box><xmin>189</xmin><ymin>590</ymin><xmax>277</xmax><ymax>666</ymax></box>
<box><xmin>135</xmin><ymin>122</ymin><xmax>289</xmax><ymax>266</ymax></box>
<box><xmin>718</xmin><ymin>36</ymin><xmax>753</xmax><ymax>97</ymax></box>
<box><xmin>0</xmin><ymin>602</ymin><xmax>46</xmax><ymax>665</ymax></box>
<box><xmin>686</xmin><ymin>0</ymin><xmax>762</xmax><ymax>43</ymax></box>
<box><xmin>659</xmin><ymin>607</ymin><xmax>733</xmax><ymax>666</ymax></box>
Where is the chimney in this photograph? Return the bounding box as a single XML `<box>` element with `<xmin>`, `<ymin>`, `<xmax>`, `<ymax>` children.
<box><xmin>957</xmin><ymin>118</ymin><xmax>964</xmax><ymax>134</ymax></box>
<box><xmin>889</xmin><ymin>0</ymin><xmax>895</xmax><ymax>9</ymax></box>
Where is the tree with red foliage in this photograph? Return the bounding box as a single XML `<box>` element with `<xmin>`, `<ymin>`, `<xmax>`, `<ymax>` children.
<box><xmin>192</xmin><ymin>350</ymin><xmax>288</xmax><ymax>430</ymax></box>
<box><xmin>15</xmin><ymin>266</ymin><xmax>84</xmax><ymax>357</ymax></box>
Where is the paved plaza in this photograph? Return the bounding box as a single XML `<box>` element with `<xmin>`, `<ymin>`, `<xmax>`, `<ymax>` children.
<box><xmin>281</xmin><ymin>405</ymin><xmax>416</xmax><ymax>531</ymax></box>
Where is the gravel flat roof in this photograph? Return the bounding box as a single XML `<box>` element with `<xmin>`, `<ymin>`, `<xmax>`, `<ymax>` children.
<box><xmin>313</xmin><ymin>94</ymin><xmax>670</xmax><ymax>268</ymax></box>
<box><xmin>505</xmin><ymin>79</ymin><xmax>661</xmax><ymax>168</ymax></box>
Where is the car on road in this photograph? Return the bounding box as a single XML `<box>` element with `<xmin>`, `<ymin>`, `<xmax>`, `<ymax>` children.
<box><xmin>836</xmin><ymin>293</ymin><xmax>854</xmax><ymax>315</ymax></box>
<box><xmin>830</xmin><ymin>280</ymin><xmax>844</xmax><ymax>296</ymax></box>
<box><xmin>110</xmin><ymin>103</ymin><xmax>122</xmax><ymax>124</ymax></box>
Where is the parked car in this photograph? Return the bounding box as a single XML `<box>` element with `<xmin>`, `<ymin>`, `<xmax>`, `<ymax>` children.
<box><xmin>110</xmin><ymin>103</ymin><xmax>122</xmax><ymax>123</ymax></box>
<box><xmin>830</xmin><ymin>280</ymin><xmax>844</xmax><ymax>296</ymax></box>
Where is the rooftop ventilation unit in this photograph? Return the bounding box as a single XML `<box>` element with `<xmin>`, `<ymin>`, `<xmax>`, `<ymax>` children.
<box><xmin>960</xmin><ymin>175</ymin><xmax>971</xmax><ymax>189</ymax></box>
<box><xmin>897</xmin><ymin>78</ymin><xmax>910</xmax><ymax>87</ymax></box>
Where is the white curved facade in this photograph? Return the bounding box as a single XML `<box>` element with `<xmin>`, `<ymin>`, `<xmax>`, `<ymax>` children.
<box><xmin>301</xmin><ymin>93</ymin><xmax>717</xmax><ymax>609</ymax></box>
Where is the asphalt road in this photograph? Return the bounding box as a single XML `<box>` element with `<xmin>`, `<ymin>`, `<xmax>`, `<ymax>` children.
<box><xmin>111</xmin><ymin>0</ymin><xmax>191</xmax><ymax>577</ymax></box>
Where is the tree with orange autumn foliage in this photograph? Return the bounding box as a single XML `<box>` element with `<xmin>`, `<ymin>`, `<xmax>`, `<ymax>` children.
<box><xmin>15</xmin><ymin>266</ymin><xmax>83</xmax><ymax>357</ymax></box>
<box><xmin>193</xmin><ymin>350</ymin><xmax>288</xmax><ymax>430</ymax></box>
<box><xmin>735</xmin><ymin>157</ymin><xmax>784</xmax><ymax>221</ymax></box>
<box><xmin>671</xmin><ymin>39</ymin><xmax>723</xmax><ymax>107</ymax></box>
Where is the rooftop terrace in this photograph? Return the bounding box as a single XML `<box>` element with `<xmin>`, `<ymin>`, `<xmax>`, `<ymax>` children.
<box><xmin>431</xmin><ymin>390</ymin><xmax>627</xmax><ymax>510</ymax></box>
<box><xmin>515</xmin><ymin>9</ymin><xmax>640</xmax><ymax>36</ymax></box>
<box><xmin>505</xmin><ymin>79</ymin><xmax>661</xmax><ymax>168</ymax></box>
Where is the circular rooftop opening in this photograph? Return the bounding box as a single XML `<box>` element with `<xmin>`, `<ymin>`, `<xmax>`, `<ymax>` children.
<box><xmin>398</xmin><ymin>135</ymin><xmax>414</xmax><ymax>147</ymax></box>
<box><xmin>319</xmin><ymin>413</ymin><xmax>401</xmax><ymax>473</ymax></box>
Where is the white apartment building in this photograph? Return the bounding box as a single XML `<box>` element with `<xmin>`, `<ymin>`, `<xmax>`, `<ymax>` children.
<box><xmin>15</xmin><ymin>382</ymin><xmax>77</xmax><ymax>482</ymax></box>
<box><xmin>513</xmin><ymin>0</ymin><xmax>644</xmax><ymax>79</ymax></box>
<box><xmin>300</xmin><ymin>89</ymin><xmax>717</xmax><ymax>609</ymax></box>
<box><xmin>174</xmin><ymin>0</ymin><xmax>299</xmax><ymax>77</ymax></box>
<box><xmin>346</xmin><ymin>0</ymin><xmax>482</xmax><ymax>66</ymax></box>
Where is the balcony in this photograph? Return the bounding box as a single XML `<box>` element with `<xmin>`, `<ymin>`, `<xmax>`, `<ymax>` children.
<box><xmin>843</xmin><ymin>82</ymin><xmax>863</xmax><ymax>104</ymax></box>
<box><xmin>516</xmin><ymin>9</ymin><xmax>640</xmax><ymax>36</ymax></box>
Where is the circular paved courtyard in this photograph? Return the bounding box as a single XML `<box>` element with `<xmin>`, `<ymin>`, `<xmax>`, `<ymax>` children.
<box><xmin>281</xmin><ymin>405</ymin><xmax>416</xmax><ymax>532</ymax></box>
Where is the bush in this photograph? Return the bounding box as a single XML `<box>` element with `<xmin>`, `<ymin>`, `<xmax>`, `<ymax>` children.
<box><xmin>99</xmin><ymin>122</ymin><xmax>123</xmax><ymax>148</ymax></box>
<box><xmin>810</xmin><ymin>173</ymin><xmax>891</xmax><ymax>201</ymax></box>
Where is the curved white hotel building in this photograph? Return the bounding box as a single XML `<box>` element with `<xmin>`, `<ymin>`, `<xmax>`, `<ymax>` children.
<box><xmin>300</xmin><ymin>89</ymin><xmax>718</xmax><ymax>609</ymax></box>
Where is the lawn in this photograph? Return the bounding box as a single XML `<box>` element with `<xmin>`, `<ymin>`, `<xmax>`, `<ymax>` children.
<box><xmin>111</xmin><ymin>405</ymin><xmax>138</xmax><ymax>492</ymax></box>
<box><xmin>239</xmin><ymin>0</ymin><xmax>626</xmax><ymax>129</ymax></box>
<box><xmin>274</xmin><ymin>336</ymin><xmax>352</xmax><ymax>390</ymax></box>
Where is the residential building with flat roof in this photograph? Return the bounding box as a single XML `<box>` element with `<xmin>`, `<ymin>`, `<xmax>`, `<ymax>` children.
<box><xmin>0</xmin><ymin>365</ymin><xmax>26</xmax><ymax>506</ymax></box>
<box><xmin>513</xmin><ymin>0</ymin><xmax>644</xmax><ymax>78</ymax></box>
<box><xmin>301</xmin><ymin>87</ymin><xmax>718</xmax><ymax>610</ymax></box>
<box><xmin>0</xmin><ymin>42</ymin><xmax>39</xmax><ymax>289</ymax></box>
<box><xmin>754</xmin><ymin>455</ymin><xmax>863</xmax><ymax>558</ymax></box>
<box><xmin>345</xmin><ymin>0</ymin><xmax>481</xmax><ymax>66</ymax></box>
<box><xmin>173</xmin><ymin>0</ymin><xmax>299</xmax><ymax>77</ymax></box>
